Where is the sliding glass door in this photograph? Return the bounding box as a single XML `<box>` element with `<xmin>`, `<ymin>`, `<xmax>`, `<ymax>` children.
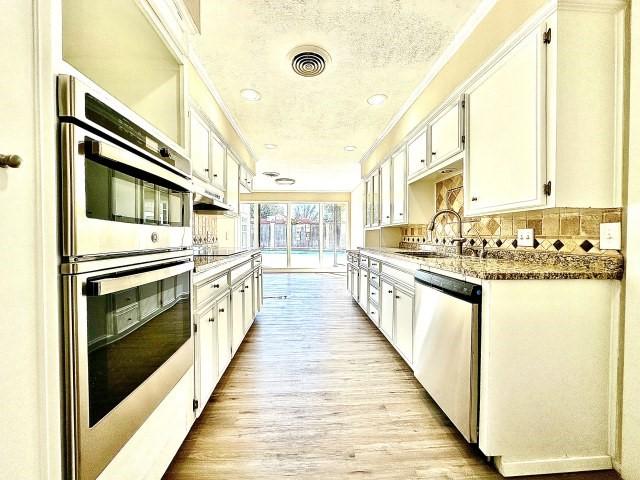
<box><xmin>247</xmin><ymin>201</ymin><xmax>348</xmax><ymax>269</ymax></box>
<box><xmin>258</xmin><ymin>203</ymin><xmax>288</xmax><ymax>268</ymax></box>
<box><xmin>290</xmin><ymin>203</ymin><xmax>320</xmax><ymax>268</ymax></box>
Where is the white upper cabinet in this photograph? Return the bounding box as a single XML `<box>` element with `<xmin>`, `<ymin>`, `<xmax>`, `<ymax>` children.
<box><xmin>407</xmin><ymin>128</ymin><xmax>428</xmax><ymax>178</ymax></box>
<box><xmin>189</xmin><ymin>110</ymin><xmax>211</xmax><ymax>182</ymax></box>
<box><xmin>391</xmin><ymin>147</ymin><xmax>407</xmax><ymax>224</ymax></box>
<box><xmin>210</xmin><ymin>133</ymin><xmax>226</xmax><ymax>190</ymax></box>
<box><xmin>464</xmin><ymin>4</ymin><xmax>624</xmax><ymax>216</ymax></box>
<box><xmin>380</xmin><ymin>159</ymin><xmax>392</xmax><ymax>226</ymax></box>
<box><xmin>465</xmin><ymin>26</ymin><xmax>546</xmax><ymax>215</ymax></box>
<box><xmin>226</xmin><ymin>152</ymin><xmax>240</xmax><ymax>213</ymax></box>
<box><xmin>429</xmin><ymin>97</ymin><xmax>465</xmax><ymax>168</ymax></box>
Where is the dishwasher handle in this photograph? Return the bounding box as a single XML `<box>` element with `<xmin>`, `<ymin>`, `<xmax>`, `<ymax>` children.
<box><xmin>415</xmin><ymin>269</ymin><xmax>481</xmax><ymax>304</ymax></box>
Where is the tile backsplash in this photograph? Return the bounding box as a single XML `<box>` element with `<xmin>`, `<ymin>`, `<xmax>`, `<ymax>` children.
<box><xmin>400</xmin><ymin>173</ymin><xmax>622</xmax><ymax>256</ymax></box>
<box><xmin>193</xmin><ymin>213</ymin><xmax>218</xmax><ymax>244</ymax></box>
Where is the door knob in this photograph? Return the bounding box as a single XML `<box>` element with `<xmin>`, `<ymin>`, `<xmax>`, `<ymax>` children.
<box><xmin>0</xmin><ymin>154</ymin><xmax>22</xmax><ymax>168</ymax></box>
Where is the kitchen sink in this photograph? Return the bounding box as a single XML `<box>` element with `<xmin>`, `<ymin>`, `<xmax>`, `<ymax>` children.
<box><xmin>395</xmin><ymin>251</ymin><xmax>447</xmax><ymax>259</ymax></box>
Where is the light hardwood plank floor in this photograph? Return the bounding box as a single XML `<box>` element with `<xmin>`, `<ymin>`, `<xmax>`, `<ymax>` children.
<box><xmin>163</xmin><ymin>273</ymin><xmax>619</xmax><ymax>480</ymax></box>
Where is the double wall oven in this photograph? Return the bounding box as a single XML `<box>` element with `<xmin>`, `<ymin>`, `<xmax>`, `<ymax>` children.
<box><xmin>58</xmin><ymin>75</ymin><xmax>194</xmax><ymax>480</ymax></box>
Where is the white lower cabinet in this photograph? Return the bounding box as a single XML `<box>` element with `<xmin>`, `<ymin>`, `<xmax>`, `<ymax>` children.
<box><xmin>231</xmin><ymin>282</ymin><xmax>244</xmax><ymax>355</ymax></box>
<box><xmin>358</xmin><ymin>268</ymin><xmax>369</xmax><ymax>310</ymax></box>
<box><xmin>380</xmin><ymin>280</ymin><xmax>394</xmax><ymax>340</ymax></box>
<box><xmin>394</xmin><ymin>287</ymin><xmax>414</xmax><ymax>364</ymax></box>
<box><xmin>217</xmin><ymin>292</ymin><xmax>231</xmax><ymax>375</ymax></box>
<box><xmin>350</xmin><ymin>256</ymin><xmax>416</xmax><ymax>368</ymax></box>
<box><xmin>195</xmin><ymin>302</ymin><xmax>218</xmax><ymax>417</ymax></box>
<box><xmin>243</xmin><ymin>275</ymin><xmax>254</xmax><ymax>333</ymax></box>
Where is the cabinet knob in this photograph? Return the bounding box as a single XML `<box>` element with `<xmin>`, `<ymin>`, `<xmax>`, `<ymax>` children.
<box><xmin>395</xmin><ymin>295</ymin><xmax>401</xmax><ymax>299</ymax></box>
<box><xmin>431</xmin><ymin>152</ymin><xmax>436</xmax><ymax>156</ymax></box>
<box><xmin>208</xmin><ymin>317</ymin><xmax>214</xmax><ymax>322</ymax></box>
<box><xmin>219</xmin><ymin>308</ymin><xmax>225</xmax><ymax>313</ymax></box>
<box><xmin>471</xmin><ymin>196</ymin><xmax>478</xmax><ymax>202</ymax></box>
<box><xmin>0</xmin><ymin>154</ymin><xmax>22</xmax><ymax>168</ymax></box>
<box><xmin>212</xmin><ymin>284</ymin><xmax>220</xmax><ymax>288</ymax></box>
<box><xmin>213</xmin><ymin>173</ymin><xmax>218</xmax><ymax>177</ymax></box>
<box><xmin>420</xmin><ymin>159</ymin><xmax>425</xmax><ymax>163</ymax></box>
<box><xmin>204</xmin><ymin>168</ymin><xmax>209</xmax><ymax>172</ymax></box>
<box><xmin>388</xmin><ymin>290</ymin><xmax>393</xmax><ymax>294</ymax></box>
<box><xmin>399</xmin><ymin>213</ymin><xmax>403</xmax><ymax>216</ymax></box>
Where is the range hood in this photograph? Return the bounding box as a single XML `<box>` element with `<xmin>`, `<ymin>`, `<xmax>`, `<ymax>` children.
<box><xmin>192</xmin><ymin>182</ymin><xmax>232</xmax><ymax>213</ymax></box>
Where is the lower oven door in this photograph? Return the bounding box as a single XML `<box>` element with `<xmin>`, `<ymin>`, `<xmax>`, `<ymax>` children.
<box><xmin>60</xmin><ymin>122</ymin><xmax>193</xmax><ymax>260</ymax></box>
<box><xmin>63</xmin><ymin>256</ymin><xmax>194</xmax><ymax>480</ymax></box>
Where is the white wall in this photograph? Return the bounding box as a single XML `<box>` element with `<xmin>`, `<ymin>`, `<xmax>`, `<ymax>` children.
<box><xmin>622</xmin><ymin>1</ymin><xmax>640</xmax><ymax>478</ymax></box>
<box><xmin>350</xmin><ymin>182</ymin><xmax>364</xmax><ymax>249</ymax></box>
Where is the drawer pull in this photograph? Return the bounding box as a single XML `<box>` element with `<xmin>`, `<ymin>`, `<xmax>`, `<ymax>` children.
<box><xmin>211</xmin><ymin>283</ymin><xmax>220</xmax><ymax>289</ymax></box>
<box><xmin>208</xmin><ymin>317</ymin><xmax>214</xmax><ymax>323</ymax></box>
<box><xmin>219</xmin><ymin>308</ymin><xmax>225</xmax><ymax>313</ymax></box>
<box><xmin>388</xmin><ymin>290</ymin><xmax>393</xmax><ymax>294</ymax></box>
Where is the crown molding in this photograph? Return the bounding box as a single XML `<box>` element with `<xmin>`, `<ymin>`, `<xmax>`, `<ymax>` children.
<box><xmin>556</xmin><ymin>0</ymin><xmax>627</xmax><ymax>13</ymax></box>
<box><xmin>188</xmin><ymin>48</ymin><xmax>258</xmax><ymax>174</ymax></box>
<box><xmin>357</xmin><ymin>0</ymin><xmax>498</xmax><ymax>173</ymax></box>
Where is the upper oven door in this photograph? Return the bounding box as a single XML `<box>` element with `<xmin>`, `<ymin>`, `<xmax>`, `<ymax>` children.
<box><xmin>63</xmin><ymin>256</ymin><xmax>194</xmax><ymax>480</ymax></box>
<box><xmin>61</xmin><ymin>122</ymin><xmax>193</xmax><ymax>259</ymax></box>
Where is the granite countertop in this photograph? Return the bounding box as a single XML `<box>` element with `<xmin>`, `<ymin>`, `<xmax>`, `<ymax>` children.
<box><xmin>348</xmin><ymin>247</ymin><xmax>623</xmax><ymax>281</ymax></box>
<box><xmin>194</xmin><ymin>248</ymin><xmax>261</xmax><ymax>274</ymax></box>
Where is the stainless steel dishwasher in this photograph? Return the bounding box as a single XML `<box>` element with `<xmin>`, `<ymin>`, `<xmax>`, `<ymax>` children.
<box><xmin>413</xmin><ymin>269</ymin><xmax>481</xmax><ymax>443</ymax></box>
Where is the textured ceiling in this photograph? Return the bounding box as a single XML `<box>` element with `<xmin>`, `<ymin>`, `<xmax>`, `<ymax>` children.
<box><xmin>194</xmin><ymin>0</ymin><xmax>483</xmax><ymax>191</ymax></box>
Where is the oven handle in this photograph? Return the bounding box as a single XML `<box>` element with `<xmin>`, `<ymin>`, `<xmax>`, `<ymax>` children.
<box><xmin>84</xmin><ymin>139</ymin><xmax>192</xmax><ymax>192</ymax></box>
<box><xmin>85</xmin><ymin>261</ymin><xmax>193</xmax><ymax>296</ymax></box>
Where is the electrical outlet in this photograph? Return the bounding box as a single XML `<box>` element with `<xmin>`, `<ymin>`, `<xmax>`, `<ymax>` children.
<box><xmin>600</xmin><ymin>222</ymin><xmax>621</xmax><ymax>250</ymax></box>
<box><xmin>517</xmin><ymin>228</ymin><xmax>535</xmax><ymax>247</ymax></box>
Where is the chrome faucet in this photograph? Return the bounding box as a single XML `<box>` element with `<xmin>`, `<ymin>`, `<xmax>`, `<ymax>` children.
<box><xmin>427</xmin><ymin>209</ymin><xmax>466</xmax><ymax>255</ymax></box>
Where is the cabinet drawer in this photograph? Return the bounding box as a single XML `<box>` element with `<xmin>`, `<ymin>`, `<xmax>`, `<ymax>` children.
<box><xmin>359</xmin><ymin>256</ymin><xmax>369</xmax><ymax>268</ymax></box>
<box><xmin>369</xmin><ymin>259</ymin><xmax>382</xmax><ymax>273</ymax></box>
<box><xmin>369</xmin><ymin>284</ymin><xmax>379</xmax><ymax>303</ymax></box>
<box><xmin>369</xmin><ymin>272</ymin><xmax>380</xmax><ymax>287</ymax></box>
<box><xmin>381</xmin><ymin>263</ymin><xmax>415</xmax><ymax>288</ymax></box>
<box><xmin>196</xmin><ymin>273</ymin><xmax>229</xmax><ymax>307</ymax></box>
<box><xmin>114</xmin><ymin>288</ymin><xmax>138</xmax><ymax>311</ymax></box>
<box><xmin>230</xmin><ymin>261</ymin><xmax>252</xmax><ymax>283</ymax></box>
<box><xmin>253</xmin><ymin>256</ymin><xmax>262</xmax><ymax>267</ymax></box>
<box><xmin>368</xmin><ymin>304</ymin><xmax>379</xmax><ymax>325</ymax></box>
<box><xmin>111</xmin><ymin>304</ymin><xmax>140</xmax><ymax>336</ymax></box>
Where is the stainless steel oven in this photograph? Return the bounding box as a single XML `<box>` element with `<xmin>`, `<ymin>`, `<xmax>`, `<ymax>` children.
<box><xmin>58</xmin><ymin>75</ymin><xmax>192</xmax><ymax>260</ymax></box>
<box><xmin>58</xmin><ymin>75</ymin><xmax>196</xmax><ymax>479</ymax></box>
<box><xmin>62</xmin><ymin>252</ymin><xmax>194</xmax><ymax>480</ymax></box>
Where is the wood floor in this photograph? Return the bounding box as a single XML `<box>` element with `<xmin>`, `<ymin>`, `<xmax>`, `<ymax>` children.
<box><xmin>163</xmin><ymin>273</ymin><xmax>619</xmax><ymax>480</ymax></box>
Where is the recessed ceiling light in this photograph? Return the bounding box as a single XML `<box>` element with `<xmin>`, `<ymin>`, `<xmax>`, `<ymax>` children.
<box><xmin>264</xmin><ymin>144</ymin><xmax>278</xmax><ymax>149</ymax></box>
<box><xmin>240</xmin><ymin>88</ymin><xmax>261</xmax><ymax>101</ymax></box>
<box><xmin>344</xmin><ymin>145</ymin><xmax>357</xmax><ymax>152</ymax></box>
<box><xmin>367</xmin><ymin>94</ymin><xmax>387</xmax><ymax>106</ymax></box>
<box><xmin>275</xmin><ymin>177</ymin><xmax>296</xmax><ymax>185</ymax></box>
<box><xmin>263</xmin><ymin>171</ymin><xmax>280</xmax><ymax>177</ymax></box>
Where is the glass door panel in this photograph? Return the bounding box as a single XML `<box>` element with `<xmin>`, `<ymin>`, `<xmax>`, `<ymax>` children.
<box><xmin>290</xmin><ymin>203</ymin><xmax>320</xmax><ymax>268</ymax></box>
<box><xmin>322</xmin><ymin>203</ymin><xmax>348</xmax><ymax>267</ymax></box>
<box><xmin>259</xmin><ymin>203</ymin><xmax>288</xmax><ymax>268</ymax></box>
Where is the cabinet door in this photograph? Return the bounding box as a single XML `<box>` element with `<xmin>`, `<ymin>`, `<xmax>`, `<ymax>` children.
<box><xmin>430</xmin><ymin>98</ymin><xmax>464</xmax><ymax>167</ymax></box>
<box><xmin>346</xmin><ymin>265</ymin><xmax>352</xmax><ymax>293</ymax></box>
<box><xmin>365</xmin><ymin>177</ymin><xmax>373</xmax><ymax>227</ymax></box>
<box><xmin>196</xmin><ymin>305</ymin><xmax>218</xmax><ymax>415</ymax></box>
<box><xmin>226</xmin><ymin>154</ymin><xmax>240</xmax><ymax>213</ymax></box>
<box><xmin>210</xmin><ymin>134</ymin><xmax>226</xmax><ymax>190</ymax></box>
<box><xmin>190</xmin><ymin>110</ymin><xmax>211</xmax><ymax>182</ymax></box>
<box><xmin>380</xmin><ymin>160</ymin><xmax>392</xmax><ymax>225</ymax></box>
<box><xmin>253</xmin><ymin>270</ymin><xmax>260</xmax><ymax>313</ymax></box>
<box><xmin>243</xmin><ymin>276</ymin><xmax>253</xmax><ymax>333</ymax></box>
<box><xmin>372</xmin><ymin>173</ymin><xmax>380</xmax><ymax>226</ymax></box>
<box><xmin>380</xmin><ymin>280</ymin><xmax>394</xmax><ymax>340</ymax></box>
<box><xmin>395</xmin><ymin>288</ymin><xmax>414</xmax><ymax>364</ymax></box>
<box><xmin>465</xmin><ymin>28</ymin><xmax>546</xmax><ymax>215</ymax></box>
<box><xmin>392</xmin><ymin>148</ymin><xmax>407</xmax><ymax>223</ymax></box>
<box><xmin>231</xmin><ymin>284</ymin><xmax>244</xmax><ymax>355</ymax></box>
<box><xmin>351</xmin><ymin>268</ymin><xmax>359</xmax><ymax>302</ymax></box>
<box><xmin>217</xmin><ymin>293</ymin><xmax>231</xmax><ymax>374</ymax></box>
<box><xmin>358</xmin><ymin>269</ymin><xmax>368</xmax><ymax>310</ymax></box>
<box><xmin>407</xmin><ymin>128</ymin><xmax>428</xmax><ymax>177</ymax></box>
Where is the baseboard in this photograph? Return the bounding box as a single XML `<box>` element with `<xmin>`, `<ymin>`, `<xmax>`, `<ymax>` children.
<box><xmin>494</xmin><ymin>455</ymin><xmax>613</xmax><ymax>477</ymax></box>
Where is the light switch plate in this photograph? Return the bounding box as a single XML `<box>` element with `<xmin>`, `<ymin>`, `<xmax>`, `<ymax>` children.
<box><xmin>517</xmin><ymin>228</ymin><xmax>534</xmax><ymax>247</ymax></box>
<box><xmin>600</xmin><ymin>222</ymin><xmax>621</xmax><ymax>250</ymax></box>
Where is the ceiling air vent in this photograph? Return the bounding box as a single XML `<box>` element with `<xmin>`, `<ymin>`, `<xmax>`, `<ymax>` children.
<box><xmin>289</xmin><ymin>45</ymin><xmax>331</xmax><ymax>78</ymax></box>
